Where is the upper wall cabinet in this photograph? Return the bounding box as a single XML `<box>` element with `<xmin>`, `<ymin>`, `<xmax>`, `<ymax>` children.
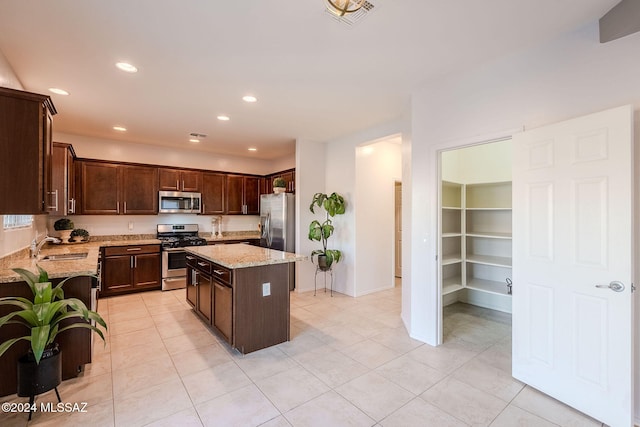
<box><xmin>79</xmin><ymin>161</ymin><xmax>158</xmax><ymax>215</ymax></box>
<box><xmin>262</xmin><ymin>169</ymin><xmax>295</xmax><ymax>194</ymax></box>
<box><xmin>226</xmin><ymin>174</ymin><xmax>260</xmax><ymax>215</ymax></box>
<box><xmin>159</xmin><ymin>168</ymin><xmax>201</xmax><ymax>192</ymax></box>
<box><xmin>202</xmin><ymin>172</ymin><xmax>226</xmax><ymax>215</ymax></box>
<box><xmin>0</xmin><ymin>87</ymin><xmax>57</xmax><ymax>214</ymax></box>
<box><xmin>51</xmin><ymin>142</ymin><xmax>76</xmax><ymax>215</ymax></box>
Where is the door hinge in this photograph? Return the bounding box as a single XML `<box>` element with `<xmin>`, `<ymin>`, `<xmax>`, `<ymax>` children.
<box><xmin>632</xmin><ymin>283</ymin><xmax>636</xmax><ymax>293</ymax></box>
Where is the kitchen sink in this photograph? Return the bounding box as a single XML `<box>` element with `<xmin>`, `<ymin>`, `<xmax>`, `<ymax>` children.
<box><xmin>40</xmin><ymin>252</ymin><xmax>89</xmax><ymax>261</ymax></box>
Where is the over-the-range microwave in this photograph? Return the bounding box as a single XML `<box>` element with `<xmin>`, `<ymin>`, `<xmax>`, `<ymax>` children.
<box><xmin>158</xmin><ymin>191</ymin><xmax>202</xmax><ymax>214</ymax></box>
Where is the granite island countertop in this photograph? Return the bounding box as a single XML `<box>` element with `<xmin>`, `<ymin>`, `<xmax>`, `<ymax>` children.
<box><xmin>0</xmin><ymin>239</ymin><xmax>161</xmax><ymax>283</ymax></box>
<box><xmin>185</xmin><ymin>243</ymin><xmax>306</xmax><ymax>269</ymax></box>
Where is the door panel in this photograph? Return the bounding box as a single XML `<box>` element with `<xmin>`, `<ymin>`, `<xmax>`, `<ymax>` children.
<box><xmin>512</xmin><ymin>105</ymin><xmax>634</xmax><ymax>426</ymax></box>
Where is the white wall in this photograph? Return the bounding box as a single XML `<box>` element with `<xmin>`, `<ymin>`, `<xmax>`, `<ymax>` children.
<box><xmin>409</xmin><ymin>21</ymin><xmax>640</xmax><ymax>420</ymax></box>
<box><xmin>441</xmin><ymin>140</ymin><xmax>512</xmax><ymax>184</ymax></box>
<box><xmin>295</xmin><ymin>139</ymin><xmax>327</xmax><ymax>293</ymax></box>
<box><xmin>55</xmin><ymin>132</ymin><xmax>294</xmax><ymax>176</ymax></box>
<box><xmin>355</xmin><ymin>140</ymin><xmax>401</xmax><ymax>296</ymax></box>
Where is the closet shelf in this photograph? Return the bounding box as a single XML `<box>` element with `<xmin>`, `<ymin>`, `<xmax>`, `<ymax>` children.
<box><xmin>466</xmin><ymin>255</ymin><xmax>512</xmax><ymax>267</ymax></box>
<box><xmin>466</xmin><ymin>278</ymin><xmax>511</xmax><ymax>296</ymax></box>
<box><xmin>466</xmin><ymin>231</ymin><xmax>512</xmax><ymax>239</ymax></box>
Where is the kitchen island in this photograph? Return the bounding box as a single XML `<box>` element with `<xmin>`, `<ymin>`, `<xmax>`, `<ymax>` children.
<box><xmin>185</xmin><ymin>244</ymin><xmax>305</xmax><ymax>354</ymax></box>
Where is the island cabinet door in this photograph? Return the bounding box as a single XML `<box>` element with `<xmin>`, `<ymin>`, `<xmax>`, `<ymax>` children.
<box><xmin>213</xmin><ymin>282</ymin><xmax>232</xmax><ymax>343</ymax></box>
<box><xmin>197</xmin><ymin>274</ymin><xmax>213</xmax><ymax>324</ymax></box>
<box><xmin>186</xmin><ymin>266</ymin><xmax>197</xmax><ymax>308</ymax></box>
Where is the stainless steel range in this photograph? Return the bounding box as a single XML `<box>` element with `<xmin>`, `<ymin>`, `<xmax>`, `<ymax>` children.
<box><xmin>157</xmin><ymin>224</ymin><xmax>207</xmax><ymax>291</ymax></box>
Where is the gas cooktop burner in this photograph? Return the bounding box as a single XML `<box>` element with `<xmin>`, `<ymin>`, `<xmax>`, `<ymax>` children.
<box><xmin>157</xmin><ymin>224</ymin><xmax>207</xmax><ymax>249</ymax></box>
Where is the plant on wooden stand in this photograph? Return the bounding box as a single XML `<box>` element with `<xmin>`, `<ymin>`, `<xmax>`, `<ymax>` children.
<box><xmin>308</xmin><ymin>192</ymin><xmax>346</xmax><ymax>271</ymax></box>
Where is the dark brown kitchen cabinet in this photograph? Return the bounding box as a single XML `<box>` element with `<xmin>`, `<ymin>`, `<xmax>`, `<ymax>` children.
<box><xmin>262</xmin><ymin>169</ymin><xmax>295</xmax><ymax>195</ymax></box>
<box><xmin>202</xmin><ymin>172</ymin><xmax>226</xmax><ymax>214</ymax></box>
<box><xmin>51</xmin><ymin>142</ymin><xmax>76</xmax><ymax>215</ymax></box>
<box><xmin>0</xmin><ymin>87</ymin><xmax>57</xmax><ymax>214</ymax></box>
<box><xmin>186</xmin><ymin>257</ymin><xmax>213</xmax><ymax>324</ymax></box>
<box><xmin>214</xmin><ymin>281</ymin><xmax>233</xmax><ymax>342</ymax></box>
<box><xmin>226</xmin><ymin>174</ymin><xmax>260</xmax><ymax>215</ymax></box>
<box><xmin>159</xmin><ymin>168</ymin><xmax>201</xmax><ymax>192</ymax></box>
<box><xmin>0</xmin><ymin>275</ymin><xmax>91</xmax><ymax>397</ymax></box>
<box><xmin>101</xmin><ymin>244</ymin><xmax>161</xmax><ymax>296</ymax></box>
<box><xmin>121</xmin><ymin>165</ymin><xmax>158</xmax><ymax>214</ymax></box>
<box><xmin>79</xmin><ymin>161</ymin><xmax>158</xmax><ymax>214</ymax></box>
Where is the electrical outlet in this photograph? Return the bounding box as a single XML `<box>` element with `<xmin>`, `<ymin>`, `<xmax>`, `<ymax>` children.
<box><xmin>262</xmin><ymin>282</ymin><xmax>271</xmax><ymax>297</ymax></box>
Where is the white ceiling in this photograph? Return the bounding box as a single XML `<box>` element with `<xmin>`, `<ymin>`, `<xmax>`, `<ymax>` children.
<box><xmin>0</xmin><ymin>0</ymin><xmax>619</xmax><ymax>160</ymax></box>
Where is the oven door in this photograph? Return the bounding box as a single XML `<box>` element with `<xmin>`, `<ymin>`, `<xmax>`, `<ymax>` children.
<box><xmin>162</xmin><ymin>249</ymin><xmax>188</xmax><ymax>290</ymax></box>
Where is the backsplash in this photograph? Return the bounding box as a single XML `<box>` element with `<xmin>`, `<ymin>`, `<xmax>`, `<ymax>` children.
<box><xmin>47</xmin><ymin>214</ymin><xmax>261</xmax><ymax>238</ymax></box>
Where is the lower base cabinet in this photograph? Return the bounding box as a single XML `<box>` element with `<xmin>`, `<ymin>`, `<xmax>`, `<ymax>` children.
<box><xmin>101</xmin><ymin>244</ymin><xmax>161</xmax><ymax>297</ymax></box>
<box><xmin>214</xmin><ymin>282</ymin><xmax>232</xmax><ymax>342</ymax></box>
<box><xmin>0</xmin><ymin>276</ymin><xmax>92</xmax><ymax>397</ymax></box>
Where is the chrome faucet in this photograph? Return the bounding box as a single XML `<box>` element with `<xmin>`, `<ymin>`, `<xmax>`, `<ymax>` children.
<box><xmin>31</xmin><ymin>236</ymin><xmax>61</xmax><ymax>258</ymax></box>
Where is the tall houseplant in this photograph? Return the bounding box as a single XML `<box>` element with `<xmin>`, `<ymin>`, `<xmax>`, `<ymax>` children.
<box><xmin>308</xmin><ymin>192</ymin><xmax>346</xmax><ymax>271</ymax></box>
<box><xmin>0</xmin><ymin>266</ymin><xmax>107</xmax><ymax>364</ymax></box>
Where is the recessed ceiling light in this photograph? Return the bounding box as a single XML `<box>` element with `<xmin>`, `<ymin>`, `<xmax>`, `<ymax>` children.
<box><xmin>48</xmin><ymin>88</ymin><xmax>69</xmax><ymax>96</ymax></box>
<box><xmin>189</xmin><ymin>138</ymin><xmax>200</xmax><ymax>143</ymax></box>
<box><xmin>248</xmin><ymin>148</ymin><xmax>257</xmax><ymax>152</ymax></box>
<box><xmin>242</xmin><ymin>95</ymin><xmax>257</xmax><ymax>103</ymax></box>
<box><xmin>115</xmin><ymin>62</ymin><xmax>138</xmax><ymax>73</ymax></box>
<box><xmin>217</xmin><ymin>115</ymin><xmax>230</xmax><ymax>121</ymax></box>
<box><xmin>113</xmin><ymin>126</ymin><xmax>127</xmax><ymax>132</ymax></box>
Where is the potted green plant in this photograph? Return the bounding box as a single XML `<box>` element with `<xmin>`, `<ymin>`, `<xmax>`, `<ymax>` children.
<box><xmin>53</xmin><ymin>218</ymin><xmax>74</xmax><ymax>243</ymax></box>
<box><xmin>273</xmin><ymin>177</ymin><xmax>287</xmax><ymax>193</ymax></box>
<box><xmin>70</xmin><ymin>228</ymin><xmax>90</xmax><ymax>242</ymax></box>
<box><xmin>0</xmin><ymin>266</ymin><xmax>107</xmax><ymax>412</ymax></box>
<box><xmin>308</xmin><ymin>192</ymin><xmax>346</xmax><ymax>271</ymax></box>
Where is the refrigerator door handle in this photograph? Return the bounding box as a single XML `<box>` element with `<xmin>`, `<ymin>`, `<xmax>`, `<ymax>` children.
<box><xmin>266</xmin><ymin>212</ymin><xmax>272</xmax><ymax>247</ymax></box>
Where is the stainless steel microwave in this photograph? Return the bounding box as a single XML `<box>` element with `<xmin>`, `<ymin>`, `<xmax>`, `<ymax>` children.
<box><xmin>158</xmin><ymin>191</ymin><xmax>202</xmax><ymax>214</ymax></box>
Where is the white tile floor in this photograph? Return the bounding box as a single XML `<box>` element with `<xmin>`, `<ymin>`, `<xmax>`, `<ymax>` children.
<box><xmin>1</xmin><ymin>284</ymin><xmax>606</xmax><ymax>427</ymax></box>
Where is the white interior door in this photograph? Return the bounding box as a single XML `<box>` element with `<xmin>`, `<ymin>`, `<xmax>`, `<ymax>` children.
<box><xmin>512</xmin><ymin>105</ymin><xmax>635</xmax><ymax>426</ymax></box>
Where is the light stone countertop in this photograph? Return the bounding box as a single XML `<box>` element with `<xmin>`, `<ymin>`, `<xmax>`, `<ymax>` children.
<box><xmin>185</xmin><ymin>244</ymin><xmax>306</xmax><ymax>269</ymax></box>
<box><xmin>0</xmin><ymin>239</ymin><xmax>161</xmax><ymax>283</ymax></box>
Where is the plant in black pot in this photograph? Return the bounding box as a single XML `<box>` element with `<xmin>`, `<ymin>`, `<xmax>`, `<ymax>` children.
<box><xmin>308</xmin><ymin>192</ymin><xmax>346</xmax><ymax>271</ymax></box>
<box><xmin>0</xmin><ymin>266</ymin><xmax>107</xmax><ymax>418</ymax></box>
<box><xmin>53</xmin><ymin>218</ymin><xmax>74</xmax><ymax>243</ymax></box>
<box><xmin>70</xmin><ymin>228</ymin><xmax>90</xmax><ymax>242</ymax></box>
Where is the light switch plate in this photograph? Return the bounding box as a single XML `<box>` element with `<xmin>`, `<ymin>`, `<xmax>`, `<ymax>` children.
<box><xmin>262</xmin><ymin>282</ymin><xmax>271</xmax><ymax>297</ymax></box>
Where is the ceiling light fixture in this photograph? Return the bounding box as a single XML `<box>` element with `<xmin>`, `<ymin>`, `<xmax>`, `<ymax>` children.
<box><xmin>217</xmin><ymin>115</ymin><xmax>230</xmax><ymax>121</ymax></box>
<box><xmin>189</xmin><ymin>138</ymin><xmax>200</xmax><ymax>143</ymax></box>
<box><xmin>248</xmin><ymin>148</ymin><xmax>257</xmax><ymax>152</ymax></box>
<box><xmin>115</xmin><ymin>62</ymin><xmax>138</xmax><ymax>73</ymax></box>
<box><xmin>48</xmin><ymin>88</ymin><xmax>69</xmax><ymax>96</ymax></box>
<box><xmin>242</xmin><ymin>95</ymin><xmax>257</xmax><ymax>103</ymax></box>
<box><xmin>325</xmin><ymin>0</ymin><xmax>365</xmax><ymax>16</ymax></box>
<box><xmin>113</xmin><ymin>126</ymin><xmax>127</xmax><ymax>132</ymax></box>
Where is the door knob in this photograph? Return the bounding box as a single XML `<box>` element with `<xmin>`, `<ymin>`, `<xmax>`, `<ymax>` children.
<box><xmin>595</xmin><ymin>281</ymin><xmax>625</xmax><ymax>292</ymax></box>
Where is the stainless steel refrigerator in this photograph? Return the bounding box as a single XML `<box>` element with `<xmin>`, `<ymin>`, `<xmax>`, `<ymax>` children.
<box><xmin>260</xmin><ymin>193</ymin><xmax>295</xmax><ymax>289</ymax></box>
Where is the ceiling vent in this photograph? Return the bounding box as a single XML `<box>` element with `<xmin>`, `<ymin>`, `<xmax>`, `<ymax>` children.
<box><xmin>325</xmin><ymin>0</ymin><xmax>377</xmax><ymax>26</ymax></box>
<box><xmin>189</xmin><ymin>132</ymin><xmax>207</xmax><ymax>138</ymax></box>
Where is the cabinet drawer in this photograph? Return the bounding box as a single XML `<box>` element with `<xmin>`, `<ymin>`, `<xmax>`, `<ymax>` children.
<box><xmin>185</xmin><ymin>254</ymin><xmax>198</xmax><ymax>268</ymax></box>
<box><xmin>211</xmin><ymin>263</ymin><xmax>231</xmax><ymax>285</ymax></box>
<box><xmin>194</xmin><ymin>257</ymin><xmax>212</xmax><ymax>275</ymax></box>
<box><xmin>104</xmin><ymin>244</ymin><xmax>160</xmax><ymax>257</ymax></box>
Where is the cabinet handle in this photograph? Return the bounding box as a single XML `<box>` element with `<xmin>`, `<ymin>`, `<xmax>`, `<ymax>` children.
<box><xmin>182</xmin><ymin>180</ymin><xmax>185</xmax><ymax>191</ymax></box>
<box><xmin>197</xmin><ymin>262</ymin><xmax>208</xmax><ymax>267</ymax></box>
<box><xmin>185</xmin><ymin>256</ymin><xmax>195</xmax><ymax>260</ymax></box>
<box><xmin>192</xmin><ymin>270</ymin><xmax>199</xmax><ymax>285</ymax></box>
<box><xmin>117</xmin><ymin>201</ymin><xmax>120</xmax><ymax>213</ymax></box>
<box><xmin>124</xmin><ymin>201</ymin><xmax>127</xmax><ymax>214</ymax></box>
<box><xmin>134</xmin><ymin>256</ymin><xmax>137</xmax><ymax>268</ymax></box>
<box><xmin>130</xmin><ymin>256</ymin><xmax>134</xmax><ymax>269</ymax></box>
<box><xmin>213</xmin><ymin>269</ymin><xmax>225</xmax><ymax>276</ymax></box>
<box><xmin>47</xmin><ymin>190</ymin><xmax>58</xmax><ymax>211</ymax></box>
<box><xmin>127</xmin><ymin>248</ymin><xmax>142</xmax><ymax>251</ymax></box>
<box><xmin>176</xmin><ymin>180</ymin><xmax>180</xmax><ymax>190</ymax></box>
<box><xmin>68</xmin><ymin>198</ymin><xmax>75</xmax><ymax>214</ymax></box>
